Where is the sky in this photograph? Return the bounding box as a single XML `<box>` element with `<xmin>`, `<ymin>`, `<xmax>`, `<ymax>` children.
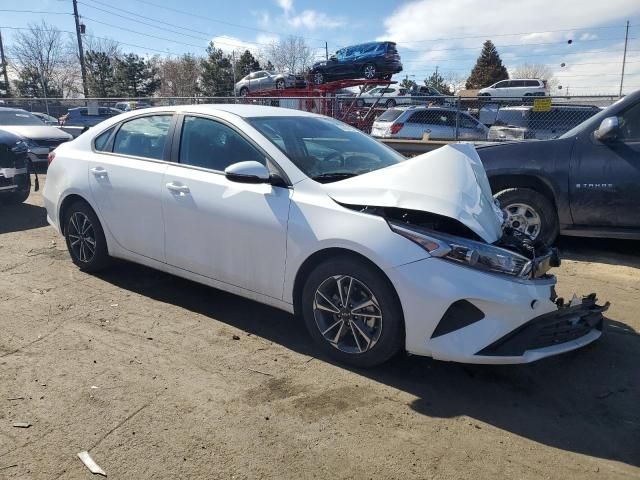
<box><xmin>1</xmin><ymin>0</ymin><xmax>640</xmax><ymax>95</ymax></box>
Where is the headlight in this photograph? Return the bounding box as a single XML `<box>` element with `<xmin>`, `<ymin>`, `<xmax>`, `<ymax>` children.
<box><xmin>389</xmin><ymin>221</ymin><xmax>532</xmax><ymax>277</ymax></box>
<box><xmin>24</xmin><ymin>138</ymin><xmax>40</xmax><ymax>150</ymax></box>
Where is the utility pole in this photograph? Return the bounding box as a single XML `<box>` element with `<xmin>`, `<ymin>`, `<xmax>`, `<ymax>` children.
<box><xmin>325</xmin><ymin>42</ymin><xmax>329</xmax><ymax>61</ymax></box>
<box><xmin>73</xmin><ymin>0</ymin><xmax>89</xmax><ymax>98</ymax></box>
<box><xmin>0</xmin><ymin>29</ymin><xmax>10</xmax><ymax>97</ymax></box>
<box><xmin>619</xmin><ymin>20</ymin><xmax>629</xmax><ymax>97</ymax></box>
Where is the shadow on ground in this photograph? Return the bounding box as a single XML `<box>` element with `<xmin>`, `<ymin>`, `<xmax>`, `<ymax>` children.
<box><xmin>95</xmin><ymin>260</ymin><xmax>640</xmax><ymax>468</ymax></box>
<box><xmin>558</xmin><ymin>236</ymin><xmax>640</xmax><ymax>269</ymax></box>
<box><xmin>0</xmin><ymin>201</ymin><xmax>48</xmax><ymax>234</ymax></box>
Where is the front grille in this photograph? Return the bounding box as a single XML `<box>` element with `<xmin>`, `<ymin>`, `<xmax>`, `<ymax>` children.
<box><xmin>477</xmin><ymin>294</ymin><xmax>608</xmax><ymax>356</ymax></box>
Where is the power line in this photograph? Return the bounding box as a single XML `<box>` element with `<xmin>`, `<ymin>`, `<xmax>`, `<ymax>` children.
<box><xmin>0</xmin><ymin>9</ymin><xmax>71</xmax><ymax>15</ymax></box>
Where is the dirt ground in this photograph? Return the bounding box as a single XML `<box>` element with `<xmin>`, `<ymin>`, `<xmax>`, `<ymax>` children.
<box><xmin>0</xmin><ymin>175</ymin><xmax>639</xmax><ymax>480</ymax></box>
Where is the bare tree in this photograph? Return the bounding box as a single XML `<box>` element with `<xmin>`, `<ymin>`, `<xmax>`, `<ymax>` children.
<box><xmin>10</xmin><ymin>21</ymin><xmax>78</xmax><ymax>97</ymax></box>
<box><xmin>511</xmin><ymin>63</ymin><xmax>558</xmax><ymax>90</ymax></box>
<box><xmin>267</xmin><ymin>36</ymin><xmax>314</xmax><ymax>74</ymax></box>
<box><xmin>157</xmin><ymin>54</ymin><xmax>201</xmax><ymax>97</ymax></box>
<box><xmin>442</xmin><ymin>72</ymin><xmax>467</xmax><ymax>94</ymax></box>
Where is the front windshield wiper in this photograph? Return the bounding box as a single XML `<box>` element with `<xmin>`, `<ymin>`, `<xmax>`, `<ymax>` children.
<box><xmin>311</xmin><ymin>172</ymin><xmax>359</xmax><ymax>183</ymax></box>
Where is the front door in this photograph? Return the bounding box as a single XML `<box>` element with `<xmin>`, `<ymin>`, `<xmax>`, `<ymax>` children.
<box><xmin>569</xmin><ymin>102</ymin><xmax>640</xmax><ymax>228</ymax></box>
<box><xmin>162</xmin><ymin>115</ymin><xmax>291</xmax><ymax>299</ymax></box>
<box><xmin>88</xmin><ymin>114</ymin><xmax>174</xmax><ymax>261</ymax></box>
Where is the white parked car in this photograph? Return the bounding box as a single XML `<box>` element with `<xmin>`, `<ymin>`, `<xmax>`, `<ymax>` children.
<box><xmin>478</xmin><ymin>79</ymin><xmax>548</xmax><ymax>98</ymax></box>
<box><xmin>43</xmin><ymin>105</ymin><xmax>607</xmax><ymax>367</ymax></box>
<box><xmin>356</xmin><ymin>86</ymin><xmax>410</xmax><ymax>108</ymax></box>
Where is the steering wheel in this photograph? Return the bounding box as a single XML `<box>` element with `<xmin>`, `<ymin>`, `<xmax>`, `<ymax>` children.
<box><xmin>323</xmin><ymin>151</ymin><xmax>345</xmax><ymax>168</ymax></box>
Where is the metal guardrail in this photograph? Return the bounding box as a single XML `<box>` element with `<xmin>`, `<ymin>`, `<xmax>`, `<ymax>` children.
<box><xmin>1</xmin><ymin>94</ymin><xmax>619</xmax><ymax>141</ymax></box>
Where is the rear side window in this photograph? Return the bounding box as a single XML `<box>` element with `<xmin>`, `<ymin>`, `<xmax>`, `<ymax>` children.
<box><xmin>113</xmin><ymin>115</ymin><xmax>172</xmax><ymax>160</ymax></box>
<box><xmin>94</xmin><ymin>127</ymin><xmax>115</xmax><ymax>152</ymax></box>
<box><xmin>510</xmin><ymin>80</ymin><xmax>526</xmax><ymax>87</ymax></box>
<box><xmin>408</xmin><ymin>110</ymin><xmax>452</xmax><ymax>126</ymax></box>
<box><xmin>525</xmin><ymin>80</ymin><xmax>540</xmax><ymax>87</ymax></box>
<box><xmin>377</xmin><ymin>108</ymin><xmax>404</xmax><ymax>122</ymax></box>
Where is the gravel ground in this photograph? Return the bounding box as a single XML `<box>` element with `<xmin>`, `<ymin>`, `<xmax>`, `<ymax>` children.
<box><xmin>0</xmin><ymin>176</ymin><xmax>639</xmax><ymax>479</ymax></box>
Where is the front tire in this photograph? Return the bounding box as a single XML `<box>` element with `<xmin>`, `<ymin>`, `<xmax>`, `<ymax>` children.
<box><xmin>385</xmin><ymin>99</ymin><xmax>396</xmax><ymax>108</ymax></box>
<box><xmin>2</xmin><ymin>187</ymin><xmax>30</xmax><ymax>205</ymax></box>
<box><xmin>275</xmin><ymin>79</ymin><xmax>285</xmax><ymax>90</ymax></box>
<box><xmin>63</xmin><ymin>200</ymin><xmax>110</xmax><ymax>272</ymax></box>
<box><xmin>239</xmin><ymin>87</ymin><xmax>249</xmax><ymax>96</ymax></box>
<box><xmin>495</xmin><ymin>188</ymin><xmax>559</xmax><ymax>245</ymax></box>
<box><xmin>301</xmin><ymin>256</ymin><xmax>404</xmax><ymax>367</ymax></box>
<box><xmin>363</xmin><ymin>64</ymin><xmax>376</xmax><ymax>80</ymax></box>
<box><xmin>313</xmin><ymin>72</ymin><xmax>324</xmax><ymax>84</ymax></box>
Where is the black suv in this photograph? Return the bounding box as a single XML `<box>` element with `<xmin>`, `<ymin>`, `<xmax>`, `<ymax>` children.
<box><xmin>478</xmin><ymin>90</ymin><xmax>640</xmax><ymax>245</ymax></box>
<box><xmin>310</xmin><ymin>41</ymin><xmax>402</xmax><ymax>84</ymax></box>
<box><xmin>0</xmin><ymin>129</ymin><xmax>31</xmax><ymax>204</ymax></box>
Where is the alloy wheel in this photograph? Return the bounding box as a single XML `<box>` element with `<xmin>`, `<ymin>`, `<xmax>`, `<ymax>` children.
<box><xmin>313</xmin><ymin>275</ymin><xmax>383</xmax><ymax>354</ymax></box>
<box><xmin>504</xmin><ymin>203</ymin><xmax>541</xmax><ymax>239</ymax></box>
<box><xmin>276</xmin><ymin>80</ymin><xmax>285</xmax><ymax>89</ymax></box>
<box><xmin>67</xmin><ymin>211</ymin><xmax>96</xmax><ymax>263</ymax></box>
<box><xmin>363</xmin><ymin>65</ymin><xmax>376</xmax><ymax>79</ymax></box>
<box><xmin>314</xmin><ymin>72</ymin><xmax>324</xmax><ymax>84</ymax></box>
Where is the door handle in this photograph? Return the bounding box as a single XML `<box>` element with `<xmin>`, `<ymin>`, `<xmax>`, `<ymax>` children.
<box><xmin>90</xmin><ymin>167</ymin><xmax>107</xmax><ymax>177</ymax></box>
<box><xmin>166</xmin><ymin>182</ymin><xmax>190</xmax><ymax>194</ymax></box>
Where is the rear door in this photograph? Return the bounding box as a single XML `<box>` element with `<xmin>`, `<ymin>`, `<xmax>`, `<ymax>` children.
<box><xmin>88</xmin><ymin>113</ymin><xmax>175</xmax><ymax>261</ymax></box>
<box><xmin>569</xmin><ymin>102</ymin><xmax>640</xmax><ymax>228</ymax></box>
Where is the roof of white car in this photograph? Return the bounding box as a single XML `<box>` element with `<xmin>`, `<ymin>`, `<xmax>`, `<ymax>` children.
<box><xmin>127</xmin><ymin>104</ymin><xmax>319</xmax><ymax>119</ymax></box>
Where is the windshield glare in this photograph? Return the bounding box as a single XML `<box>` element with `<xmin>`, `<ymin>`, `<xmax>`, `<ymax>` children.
<box><xmin>0</xmin><ymin>111</ymin><xmax>44</xmax><ymax>126</ymax></box>
<box><xmin>249</xmin><ymin>116</ymin><xmax>406</xmax><ymax>182</ymax></box>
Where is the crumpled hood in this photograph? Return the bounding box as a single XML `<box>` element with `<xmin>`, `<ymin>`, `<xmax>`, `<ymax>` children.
<box><xmin>324</xmin><ymin>143</ymin><xmax>503</xmax><ymax>243</ymax></box>
<box><xmin>0</xmin><ymin>125</ymin><xmax>71</xmax><ymax>141</ymax></box>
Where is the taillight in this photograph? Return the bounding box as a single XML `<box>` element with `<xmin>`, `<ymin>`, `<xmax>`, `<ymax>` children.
<box><xmin>390</xmin><ymin>123</ymin><xmax>404</xmax><ymax>134</ymax></box>
<box><xmin>47</xmin><ymin>151</ymin><xmax>55</xmax><ymax>166</ymax></box>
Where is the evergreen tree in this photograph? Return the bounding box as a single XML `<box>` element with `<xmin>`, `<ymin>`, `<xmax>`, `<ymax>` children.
<box><xmin>425</xmin><ymin>69</ymin><xmax>453</xmax><ymax>95</ymax></box>
<box><xmin>263</xmin><ymin>60</ymin><xmax>275</xmax><ymax>71</ymax></box>
<box><xmin>114</xmin><ymin>53</ymin><xmax>160</xmax><ymax>97</ymax></box>
<box><xmin>465</xmin><ymin>40</ymin><xmax>508</xmax><ymax>89</ymax></box>
<box><xmin>85</xmin><ymin>50</ymin><xmax>117</xmax><ymax>97</ymax></box>
<box><xmin>235</xmin><ymin>49</ymin><xmax>261</xmax><ymax>80</ymax></box>
<box><xmin>400</xmin><ymin>77</ymin><xmax>417</xmax><ymax>90</ymax></box>
<box><xmin>13</xmin><ymin>67</ymin><xmax>63</xmax><ymax>97</ymax></box>
<box><xmin>200</xmin><ymin>42</ymin><xmax>234</xmax><ymax>96</ymax></box>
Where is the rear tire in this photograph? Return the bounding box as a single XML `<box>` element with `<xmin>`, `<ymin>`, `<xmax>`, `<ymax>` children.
<box><xmin>301</xmin><ymin>256</ymin><xmax>404</xmax><ymax>367</ymax></box>
<box><xmin>313</xmin><ymin>72</ymin><xmax>324</xmax><ymax>84</ymax></box>
<box><xmin>495</xmin><ymin>188</ymin><xmax>559</xmax><ymax>245</ymax></box>
<box><xmin>63</xmin><ymin>200</ymin><xmax>110</xmax><ymax>272</ymax></box>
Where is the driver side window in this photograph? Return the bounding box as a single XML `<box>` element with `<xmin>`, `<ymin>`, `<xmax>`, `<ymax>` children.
<box><xmin>179</xmin><ymin>116</ymin><xmax>265</xmax><ymax>171</ymax></box>
<box><xmin>618</xmin><ymin>103</ymin><xmax>640</xmax><ymax>141</ymax></box>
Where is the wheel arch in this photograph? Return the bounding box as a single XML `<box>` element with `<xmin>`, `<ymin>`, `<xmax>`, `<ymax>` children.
<box><xmin>58</xmin><ymin>193</ymin><xmax>100</xmax><ymax>235</ymax></box>
<box><xmin>489</xmin><ymin>174</ymin><xmax>558</xmax><ymax>210</ymax></box>
<box><xmin>291</xmin><ymin>247</ymin><xmax>404</xmax><ymax>326</ymax></box>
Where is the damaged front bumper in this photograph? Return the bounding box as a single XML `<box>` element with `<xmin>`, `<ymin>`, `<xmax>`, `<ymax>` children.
<box><xmin>477</xmin><ymin>293</ymin><xmax>609</xmax><ymax>359</ymax></box>
<box><xmin>389</xmin><ymin>256</ymin><xmax>609</xmax><ymax>364</ymax></box>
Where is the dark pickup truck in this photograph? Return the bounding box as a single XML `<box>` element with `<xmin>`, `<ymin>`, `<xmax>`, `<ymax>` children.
<box><xmin>477</xmin><ymin>90</ymin><xmax>640</xmax><ymax>245</ymax></box>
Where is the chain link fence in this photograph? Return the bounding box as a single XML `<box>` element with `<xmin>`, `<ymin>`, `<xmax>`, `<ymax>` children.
<box><xmin>0</xmin><ymin>94</ymin><xmax>619</xmax><ymax>141</ymax></box>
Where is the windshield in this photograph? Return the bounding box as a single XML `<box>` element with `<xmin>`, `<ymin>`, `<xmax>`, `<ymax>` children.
<box><xmin>0</xmin><ymin>110</ymin><xmax>43</xmax><ymax>126</ymax></box>
<box><xmin>493</xmin><ymin>109</ymin><xmax>528</xmax><ymax>127</ymax></box>
<box><xmin>249</xmin><ymin>116</ymin><xmax>406</xmax><ymax>182</ymax></box>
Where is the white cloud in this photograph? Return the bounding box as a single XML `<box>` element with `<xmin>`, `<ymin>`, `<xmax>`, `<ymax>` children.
<box><xmin>274</xmin><ymin>0</ymin><xmax>345</xmax><ymax>31</ymax></box>
<box><xmin>210</xmin><ymin>35</ymin><xmax>263</xmax><ymax>56</ymax></box>
<box><xmin>379</xmin><ymin>0</ymin><xmax>640</xmax><ymax>94</ymax></box>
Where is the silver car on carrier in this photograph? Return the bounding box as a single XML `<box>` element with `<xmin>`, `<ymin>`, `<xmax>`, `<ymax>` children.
<box><xmin>371</xmin><ymin>106</ymin><xmax>488</xmax><ymax>141</ymax></box>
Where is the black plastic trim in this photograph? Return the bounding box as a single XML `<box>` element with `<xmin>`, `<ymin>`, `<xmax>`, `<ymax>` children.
<box><xmin>431</xmin><ymin>300</ymin><xmax>485</xmax><ymax>338</ymax></box>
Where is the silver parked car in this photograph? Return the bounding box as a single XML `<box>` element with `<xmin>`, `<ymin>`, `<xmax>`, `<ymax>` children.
<box><xmin>235</xmin><ymin>70</ymin><xmax>304</xmax><ymax>96</ymax></box>
<box><xmin>0</xmin><ymin>107</ymin><xmax>72</xmax><ymax>163</ymax></box>
<box><xmin>488</xmin><ymin>105</ymin><xmax>601</xmax><ymax>141</ymax></box>
<box><xmin>371</xmin><ymin>106</ymin><xmax>489</xmax><ymax>140</ymax></box>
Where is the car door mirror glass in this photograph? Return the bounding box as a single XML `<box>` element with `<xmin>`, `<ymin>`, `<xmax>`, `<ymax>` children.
<box><xmin>224</xmin><ymin>161</ymin><xmax>271</xmax><ymax>184</ymax></box>
<box><xmin>594</xmin><ymin>116</ymin><xmax>619</xmax><ymax>142</ymax></box>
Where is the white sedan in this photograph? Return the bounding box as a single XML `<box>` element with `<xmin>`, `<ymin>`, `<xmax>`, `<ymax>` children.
<box><xmin>43</xmin><ymin>105</ymin><xmax>607</xmax><ymax>367</ymax></box>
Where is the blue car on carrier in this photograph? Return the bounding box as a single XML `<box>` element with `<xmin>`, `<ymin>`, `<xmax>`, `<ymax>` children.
<box><xmin>310</xmin><ymin>41</ymin><xmax>402</xmax><ymax>84</ymax></box>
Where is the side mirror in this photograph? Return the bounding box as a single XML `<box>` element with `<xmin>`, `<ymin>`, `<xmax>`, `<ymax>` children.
<box><xmin>224</xmin><ymin>161</ymin><xmax>271</xmax><ymax>184</ymax></box>
<box><xmin>330</xmin><ymin>55</ymin><xmax>337</xmax><ymax>61</ymax></box>
<box><xmin>594</xmin><ymin>116</ymin><xmax>619</xmax><ymax>142</ymax></box>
